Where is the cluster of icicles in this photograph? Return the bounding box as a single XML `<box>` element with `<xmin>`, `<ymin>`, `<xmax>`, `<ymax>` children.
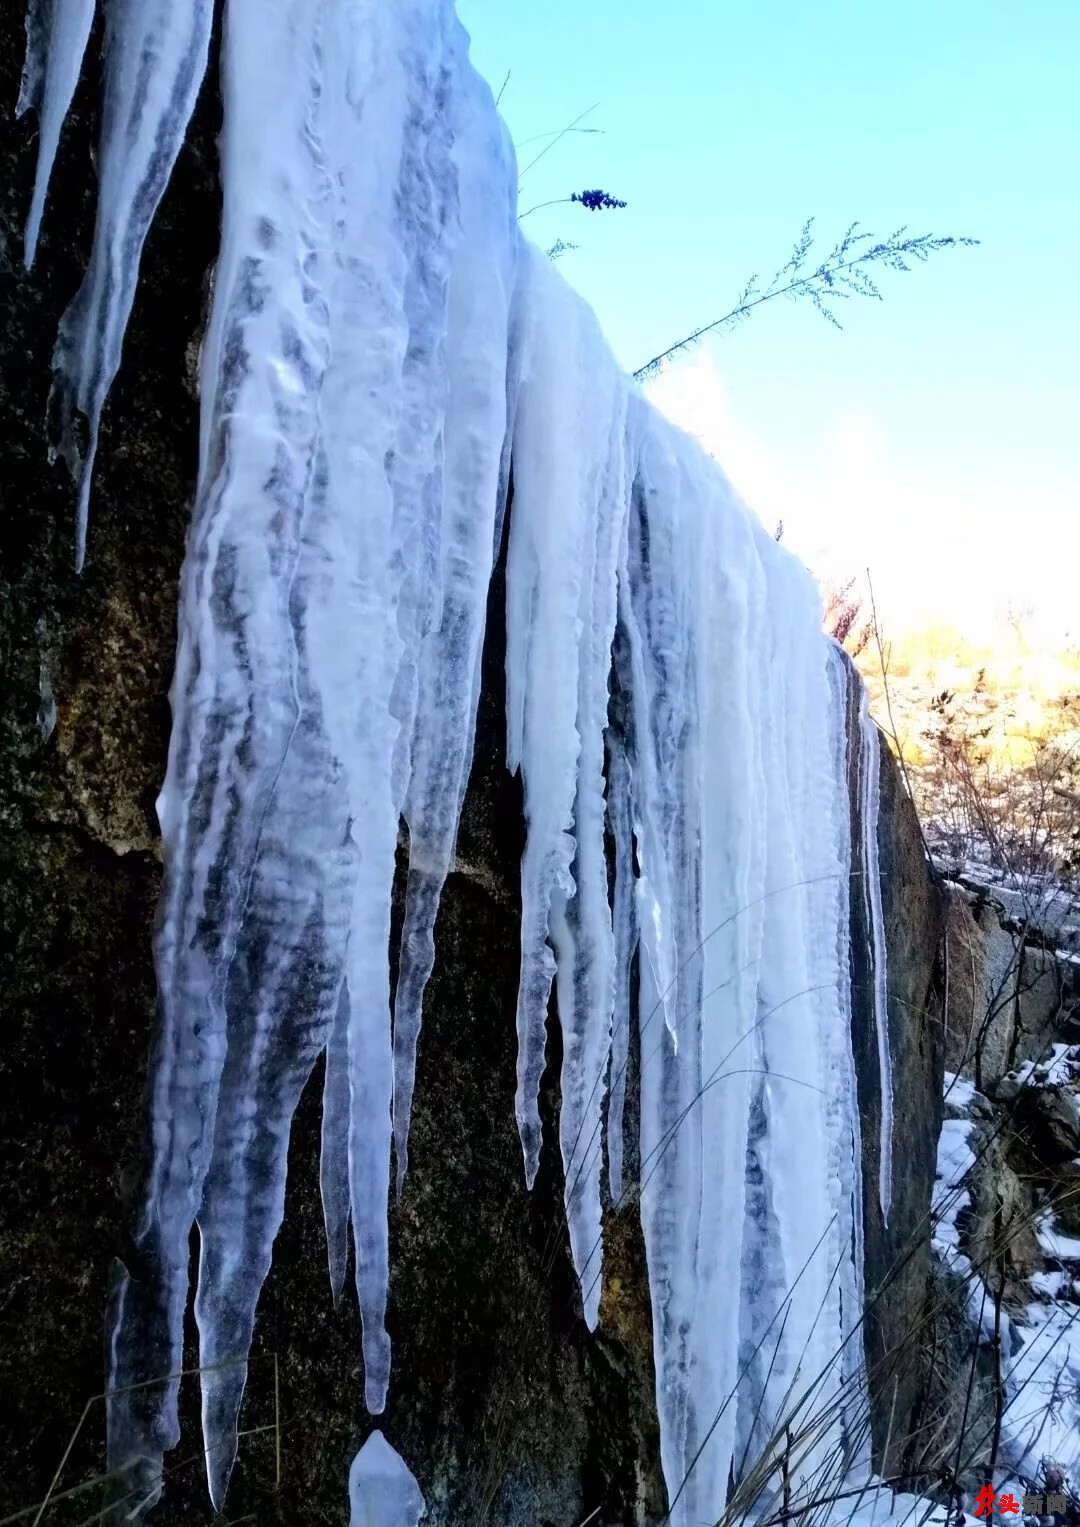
<box><xmin>19</xmin><ymin>0</ymin><xmax>894</xmax><ymax>1521</ymax></box>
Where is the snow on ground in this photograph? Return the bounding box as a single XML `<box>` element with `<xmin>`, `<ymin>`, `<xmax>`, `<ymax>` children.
<box><xmin>931</xmin><ymin>1106</ymin><xmax>1009</xmax><ymax>1342</ymax></box>
<box><xmin>943</xmin><ymin>1071</ymin><xmax>981</xmax><ymax>1114</ymax></box>
<box><xmin>933</xmin><ymin>1114</ymin><xmax>977</xmax><ymax>1255</ymax></box>
<box><xmin>1035</xmin><ymin>1216</ymin><xmax>1080</xmax><ymax>1264</ymax></box>
<box><xmin>934</xmin><ymin>1054</ymin><xmax>1080</xmax><ymax>1490</ymax></box>
<box><xmin>1013</xmin><ymin>1045</ymin><xmax>1080</xmax><ymax>1090</ymax></box>
<box><xmin>1001</xmin><ymin>1296</ymin><xmax>1080</xmax><ymax>1484</ymax></box>
<box><xmin>942</xmin><ymin>860</ymin><xmax>1080</xmax><ymax>955</ymax></box>
<box><xmin>818</xmin><ymin>1483</ymin><xmax>951</xmax><ymax>1527</ymax></box>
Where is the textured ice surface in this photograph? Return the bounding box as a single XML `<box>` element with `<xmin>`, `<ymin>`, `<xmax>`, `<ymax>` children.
<box><xmin>26</xmin><ymin>1</ymin><xmax>885</xmax><ymax>1519</ymax></box>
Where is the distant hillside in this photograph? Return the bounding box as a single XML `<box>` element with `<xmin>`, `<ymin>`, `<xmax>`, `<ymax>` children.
<box><xmin>854</xmin><ymin>620</ymin><xmax>1080</xmax><ymax>890</ymax></box>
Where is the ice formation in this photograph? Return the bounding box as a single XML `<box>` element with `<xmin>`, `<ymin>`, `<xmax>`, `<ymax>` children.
<box><xmin>857</xmin><ymin>685</ymin><xmax>895</xmax><ymax>1221</ymax></box>
<box><xmin>349</xmin><ymin>1430</ymin><xmax>426</xmax><ymax>1527</ymax></box>
<box><xmin>22</xmin><ymin>0</ymin><xmax>895</xmax><ymax>1519</ymax></box>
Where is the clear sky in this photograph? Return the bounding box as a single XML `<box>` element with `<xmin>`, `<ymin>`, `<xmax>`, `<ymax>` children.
<box><xmin>458</xmin><ymin>0</ymin><xmax>1080</xmax><ymax>643</ymax></box>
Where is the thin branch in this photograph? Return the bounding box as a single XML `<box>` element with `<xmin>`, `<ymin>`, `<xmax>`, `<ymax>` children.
<box><xmin>517</xmin><ymin>104</ymin><xmax>599</xmax><ymax>180</ymax></box>
<box><xmin>633</xmin><ymin>219</ymin><xmax>979</xmax><ymax>381</ymax></box>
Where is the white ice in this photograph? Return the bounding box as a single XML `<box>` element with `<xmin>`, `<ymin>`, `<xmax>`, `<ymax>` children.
<box><xmin>1036</xmin><ymin>1215</ymin><xmax>1080</xmax><ymax>1262</ymax></box>
<box><xmin>942</xmin><ymin>1070</ymin><xmax>981</xmax><ymax>1113</ymax></box>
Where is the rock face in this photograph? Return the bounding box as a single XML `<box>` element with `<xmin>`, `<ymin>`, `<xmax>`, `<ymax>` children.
<box><xmin>850</xmin><ymin>741</ymin><xmax>946</xmax><ymax>1476</ymax></box>
<box><xmin>0</xmin><ymin>23</ymin><xmax>945</xmax><ymax>1526</ymax></box>
<box><xmin>920</xmin><ymin>1054</ymin><xmax>1080</xmax><ymax>1492</ymax></box>
<box><xmin>943</xmin><ymin>883</ymin><xmax>1080</xmax><ymax>1094</ymax></box>
<box><xmin>908</xmin><ymin>872</ymin><xmax>1080</xmax><ymax>1494</ymax></box>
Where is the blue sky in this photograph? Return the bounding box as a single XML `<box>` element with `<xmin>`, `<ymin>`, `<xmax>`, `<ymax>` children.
<box><xmin>458</xmin><ymin>0</ymin><xmax>1080</xmax><ymax>640</ymax></box>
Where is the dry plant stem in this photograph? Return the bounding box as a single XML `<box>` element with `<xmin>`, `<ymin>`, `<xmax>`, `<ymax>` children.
<box><xmin>12</xmin><ymin>1354</ymin><xmax>281</xmax><ymax>1527</ymax></box>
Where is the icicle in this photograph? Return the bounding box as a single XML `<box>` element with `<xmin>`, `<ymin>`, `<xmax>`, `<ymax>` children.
<box><xmin>504</xmin><ymin>245</ymin><xmax>627</xmax><ymax>1201</ymax></box>
<box><xmin>47</xmin><ymin>0</ymin><xmax>213</xmax><ymax>569</ymax></box>
<box><xmin>605</xmin><ymin>712</ymin><xmax>637</xmax><ymax>1205</ymax></box>
<box><xmin>747</xmin><ymin>546</ymin><xmax>850</xmax><ymax>1500</ymax></box>
<box><xmin>296</xmin><ymin>0</ymin><xmax>463</xmax><ymax>1426</ymax></box>
<box><xmin>106</xmin><ymin>0</ymin><xmax>344</xmax><ymax>1500</ymax></box>
<box><xmin>104</xmin><ymin>0</ymin><xmax>487</xmax><ymax>1498</ymax></box>
<box><xmin>348</xmin><ymin>1431</ymin><xmax>426</xmax><ymax>1527</ymax></box>
<box><xmin>18</xmin><ymin>0</ymin><xmax>96</xmax><ymax>268</ymax></box>
<box><xmin>620</xmin><ymin>412</ymin><xmax>708</xmax><ymax>1521</ymax></box>
<box><xmin>391</xmin><ymin>38</ymin><xmax>518</xmax><ymax>1192</ymax></box>
<box><xmin>858</xmin><ymin>686</ymin><xmax>894</xmax><ymax>1223</ymax></box>
<box><xmin>321</xmin><ymin>981</ymin><xmax>352</xmax><ymax>1305</ymax></box>
<box><xmin>551</xmin><ymin>412</ymin><xmax>630</xmax><ymax>1325</ymax></box>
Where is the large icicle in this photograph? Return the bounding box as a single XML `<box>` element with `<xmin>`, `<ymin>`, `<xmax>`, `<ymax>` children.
<box><xmin>18</xmin><ymin>0</ymin><xmax>95</xmax><ymax>268</ymax></box>
<box><xmin>504</xmin><ymin>246</ymin><xmax>627</xmax><ymax>1206</ymax></box>
<box><xmin>390</xmin><ymin>45</ymin><xmax>518</xmax><ymax>1191</ymax></box>
<box><xmin>502</xmin><ymin>245</ymin><xmax>632</xmax><ymax>1321</ymax></box>
<box><xmin>621</xmin><ymin>414</ymin><xmax>709</xmax><ymax>1515</ymax></box>
<box><xmin>104</xmin><ymin>0</ymin><xmax>336</xmax><ymax>1502</ymax></box>
<box><xmin>311</xmin><ymin>0</ymin><xmax>458</xmax><ymax>1424</ymax></box>
<box><xmin>622</xmin><ymin>405</ymin><xmax>868</xmax><ymax>1521</ymax></box>
<box><xmin>746</xmin><ymin>549</ymin><xmax>851</xmax><ymax>1500</ymax></box>
<box><xmin>44</xmin><ymin>0</ymin><xmax>214</xmax><ymax>569</ymax></box>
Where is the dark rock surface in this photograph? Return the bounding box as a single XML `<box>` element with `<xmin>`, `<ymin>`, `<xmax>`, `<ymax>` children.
<box><xmin>942</xmin><ymin>882</ymin><xmax>1079</xmax><ymax>1094</ymax></box>
<box><xmin>1</xmin><ymin>17</ymin><xmax>945</xmax><ymax>1525</ymax></box>
<box><xmin>849</xmin><ymin>738</ymin><xmax>946</xmax><ymax>1478</ymax></box>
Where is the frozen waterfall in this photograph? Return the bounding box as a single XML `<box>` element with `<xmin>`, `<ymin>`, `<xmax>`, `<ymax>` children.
<box><xmin>21</xmin><ymin>0</ymin><xmax>894</xmax><ymax>1519</ymax></box>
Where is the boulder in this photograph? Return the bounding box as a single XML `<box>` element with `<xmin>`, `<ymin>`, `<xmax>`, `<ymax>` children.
<box><xmin>975</xmin><ymin>907</ymin><xmax>1022</xmax><ymax>1091</ymax></box>
<box><xmin>1015</xmin><ymin>946</ymin><xmax>1070</xmax><ymax>1071</ymax></box>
